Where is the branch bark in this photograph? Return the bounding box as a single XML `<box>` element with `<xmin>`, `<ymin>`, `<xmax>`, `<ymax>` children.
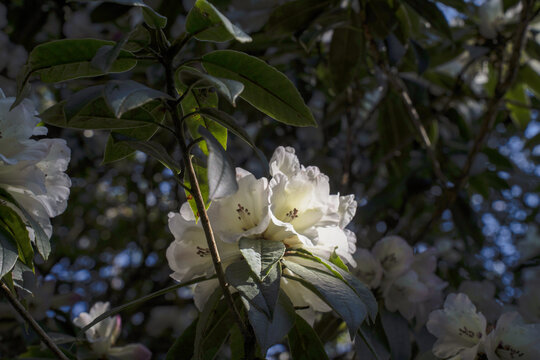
<box><xmin>0</xmin><ymin>282</ymin><xmax>70</xmax><ymax>360</ymax></box>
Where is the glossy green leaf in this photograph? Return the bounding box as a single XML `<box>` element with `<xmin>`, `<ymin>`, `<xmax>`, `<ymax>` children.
<box><xmin>186</xmin><ymin>0</ymin><xmax>251</xmax><ymax>43</ymax></box>
<box><xmin>15</xmin><ymin>39</ymin><xmax>136</xmax><ymax>108</ymax></box>
<box><xmin>202</xmin><ymin>50</ymin><xmax>317</xmax><ymax>127</ymax></box>
<box><xmin>103</xmin><ymin>80</ymin><xmax>172</xmax><ymax>118</ymax></box>
<box><xmin>0</xmin><ymin>226</ymin><xmax>18</xmax><ymax>279</ymax></box>
<box><xmin>288</xmin><ymin>314</ymin><xmax>329</xmax><ymax>360</ymax></box>
<box><xmin>403</xmin><ymin>0</ymin><xmax>453</xmax><ymax>39</ymax></box>
<box><xmin>91</xmin><ymin>39</ymin><xmax>128</xmax><ymax>72</ymax></box>
<box><xmin>184</xmin><ymin>159</ymin><xmax>210</xmax><ymax>220</ymax></box>
<box><xmin>41</xmin><ymin>98</ymin><xmax>157</xmax><ymax>130</ymax></box>
<box><xmin>505</xmin><ymin>84</ymin><xmax>530</xmax><ymax>129</ymax></box>
<box><xmin>0</xmin><ymin>188</ymin><xmax>50</xmax><ymax>260</ymax></box>
<box><xmin>282</xmin><ymin>259</ymin><xmax>368</xmax><ymax>336</ymax></box>
<box><xmin>329</xmin><ymin>248</ymin><xmax>349</xmax><ymax>272</ymax></box>
<box><xmin>238</xmin><ymin>237</ymin><xmax>286</xmax><ymax>281</ymax></box>
<box><xmin>198</xmin><ymin>126</ymin><xmax>238</xmax><ymax>200</ymax></box>
<box><xmin>0</xmin><ymin>205</ymin><xmax>33</xmax><ymax>270</ymax></box>
<box><xmin>226</xmin><ymin>260</ymin><xmax>281</xmax><ymax>318</ymax></box>
<box><xmin>178</xmin><ymin>68</ymin><xmax>244</xmax><ymax>106</ymax></box>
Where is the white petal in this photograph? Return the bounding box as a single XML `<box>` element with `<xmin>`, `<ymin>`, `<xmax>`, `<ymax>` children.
<box><xmin>269</xmin><ymin>146</ymin><xmax>300</xmax><ymax>177</ymax></box>
<box><xmin>485</xmin><ymin>312</ymin><xmax>540</xmax><ymax>360</ymax></box>
<box><xmin>0</xmin><ymin>97</ymin><xmax>39</xmax><ymax>140</ymax></box>
<box><xmin>372</xmin><ymin>236</ymin><xmax>414</xmax><ymax>278</ymax></box>
<box><xmin>337</xmin><ymin>194</ymin><xmax>357</xmax><ymax>228</ymax></box>
<box><xmin>354</xmin><ymin>248</ymin><xmax>383</xmax><ymax>288</ymax></box>
<box><xmin>193</xmin><ymin>278</ymin><xmax>220</xmax><ymax>311</ymax></box>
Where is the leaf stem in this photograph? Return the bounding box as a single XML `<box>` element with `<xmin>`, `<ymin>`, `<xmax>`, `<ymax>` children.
<box><xmin>0</xmin><ymin>281</ymin><xmax>70</xmax><ymax>360</ymax></box>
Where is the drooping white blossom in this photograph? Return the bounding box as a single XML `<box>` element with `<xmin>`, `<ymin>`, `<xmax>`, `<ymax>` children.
<box><xmin>426</xmin><ymin>293</ymin><xmax>487</xmax><ymax>360</ymax></box>
<box><xmin>73</xmin><ymin>302</ymin><xmax>151</xmax><ymax>360</ymax></box>
<box><xmin>355</xmin><ymin>248</ymin><xmax>383</xmax><ymax>289</ymax></box>
<box><xmin>458</xmin><ymin>280</ymin><xmax>504</xmax><ymax>323</ymax></box>
<box><xmin>484</xmin><ymin>312</ymin><xmax>540</xmax><ymax>360</ymax></box>
<box><xmin>0</xmin><ymin>91</ymin><xmax>71</xmax><ymax>239</ymax></box>
<box><xmin>372</xmin><ymin>236</ymin><xmax>414</xmax><ymax>279</ymax></box>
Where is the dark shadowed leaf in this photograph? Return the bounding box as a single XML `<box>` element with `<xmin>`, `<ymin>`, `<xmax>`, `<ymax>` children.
<box><xmin>265</xmin><ymin>0</ymin><xmax>331</xmax><ymax>36</ymax></box>
<box><xmin>380</xmin><ymin>308</ymin><xmax>411</xmax><ymax>360</ymax></box>
<box><xmin>403</xmin><ymin>0</ymin><xmax>453</xmax><ymax>39</ymax></box>
<box><xmin>202</xmin><ymin>50</ymin><xmax>317</xmax><ymax>127</ymax></box>
<box><xmin>165</xmin><ymin>318</ymin><xmax>198</xmax><ymax>360</ymax></box>
<box><xmin>103</xmin><ymin>80</ymin><xmax>172</xmax><ymax>118</ymax></box>
<box><xmin>329</xmin><ymin>27</ymin><xmax>363</xmax><ymax>92</ymax></box>
<box><xmin>288</xmin><ymin>314</ymin><xmax>329</xmax><ymax>360</ymax></box>
<box><xmin>178</xmin><ymin>68</ymin><xmax>244</xmax><ymax>106</ymax></box>
<box><xmin>0</xmin><ymin>226</ymin><xmax>18</xmax><ymax>279</ymax></box>
<box><xmin>0</xmin><ymin>205</ymin><xmax>33</xmax><ymax>270</ymax></box>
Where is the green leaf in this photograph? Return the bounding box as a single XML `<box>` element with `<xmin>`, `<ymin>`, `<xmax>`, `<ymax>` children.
<box><xmin>180</xmin><ymin>87</ymin><xmax>227</xmax><ymax>155</ymax></box>
<box><xmin>178</xmin><ymin>68</ymin><xmax>244</xmax><ymax>106</ymax></box>
<box><xmin>380</xmin><ymin>308</ymin><xmax>411</xmax><ymax>360</ymax></box>
<box><xmin>198</xmin><ymin>126</ymin><xmax>238</xmax><ymax>200</ymax></box>
<box><xmin>124</xmin><ymin>25</ymin><xmax>151</xmax><ymax>52</ymax></box>
<box><xmin>265</xmin><ymin>0</ymin><xmax>331</xmax><ymax>37</ymax></box>
<box><xmin>0</xmin><ymin>205</ymin><xmax>33</xmax><ymax>270</ymax></box>
<box><xmin>103</xmin><ymin>104</ymin><xmax>166</xmax><ymax>163</ymax></box>
<box><xmin>0</xmin><ymin>188</ymin><xmax>50</xmax><ymax>260</ymax></box>
<box><xmin>15</xmin><ymin>39</ymin><xmax>136</xmax><ymax>107</ymax></box>
<box><xmin>166</xmin><ymin>318</ymin><xmax>198</xmax><ymax>360</ymax></box>
<box><xmin>226</xmin><ymin>260</ymin><xmax>281</xmax><ymax>318</ymax></box>
<box><xmin>282</xmin><ymin>259</ymin><xmax>368</xmax><ymax>336</ymax></box>
<box><xmin>410</xmin><ymin>39</ymin><xmax>430</xmax><ymax>74</ymax></box>
<box><xmin>365</xmin><ymin>1</ymin><xmax>398</xmax><ymax>39</ymax></box>
<box><xmin>103</xmin><ymin>80</ymin><xmax>172</xmax><ymax>118</ymax></box>
<box><xmin>194</xmin><ymin>287</ymin><xmax>231</xmax><ymax>360</ymax></box>
<box><xmin>184</xmin><ymin>159</ymin><xmax>210</xmax><ymax>220</ymax></box>
<box><xmin>505</xmin><ymin>84</ymin><xmax>531</xmax><ymax>129</ymax></box>
<box><xmin>202</xmin><ymin>50</ymin><xmax>317</xmax><ymax>127</ymax></box>
<box><xmin>110</xmin><ymin>133</ymin><xmax>182</xmax><ymax>173</ymax></box>
<box><xmin>238</xmin><ymin>237</ymin><xmax>286</xmax><ymax>281</ymax></box>
<box><xmin>186</xmin><ymin>0</ymin><xmax>251</xmax><ymax>43</ymax></box>
<box><xmin>483</xmin><ymin>148</ymin><xmax>513</xmax><ymax>170</ymax></box>
<box><xmin>403</xmin><ymin>0</ymin><xmax>453</xmax><ymax>39</ymax></box>
<box><xmin>74</xmin><ymin>0</ymin><xmax>166</xmax><ymax>28</ymax></box>
<box><xmin>518</xmin><ymin>64</ymin><xmax>540</xmax><ymax>97</ymax></box>
<box><xmin>355</xmin><ymin>325</ymin><xmax>390</xmax><ymax>360</ymax></box>
<box><xmin>329</xmin><ymin>27</ymin><xmax>363</xmax><ymax>92</ymax></box>
<box><xmin>229</xmin><ymin>325</ymin><xmax>245</xmax><ymax>360</ymax></box>
<box><xmin>243</xmin><ymin>291</ymin><xmax>296</xmax><ymax>356</ymax></box>
<box><xmin>0</xmin><ymin>226</ymin><xmax>18</xmax><ymax>279</ymax></box>
<box><xmin>329</xmin><ymin>248</ymin><xmax>348</xmax><ymax>272</ymax></box>
<box><xmin>288</xmin><ymin>314</ymin><xmax>329</xmax><ymax>360</ymax></box>
<box><xmin>91</xmin><ymin>39</ymin><xmax>128</xmax><ymax>72</ymax></box>
<box><xmin>40</xmin><ymin>98</ymin><xmax>158</xmax><ymax>130</ymax></box>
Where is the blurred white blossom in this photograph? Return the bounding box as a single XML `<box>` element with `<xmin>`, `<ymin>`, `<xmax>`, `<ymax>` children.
<box><xmin>73</xmin><ymin>302</ymin><xmax>151</xmax><ymax>360</ymax></box>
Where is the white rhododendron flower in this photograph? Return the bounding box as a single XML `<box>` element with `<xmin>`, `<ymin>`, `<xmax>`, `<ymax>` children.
<box><xmin>0</xmin><ymin>90</ymin><xmax>71</xmax><ymax>238</ymax></box>
<box><xmin>372</xmin><ymin>236</ymin><xmax>414</xmax><ymax>279</ymax></box>
<box><xmin>484</xmin><ymin>312</ymin><xmax>540</xmax><ymax>360</ymax></box>
<box><xmin>478</xmin><ymin>0</ymin><xmax>504</xmax><ymax>39</ymax></box>
<box><xmin>355</xmin><ymin>248</ymin><xmax>383</xmax><ymax>288</ymax></box>
<box><xmin>73</xmin><ymin>302</ymin><xmax>151</xmax><ymax>360</ymax></box>
<box><xmin>458</xmin><ymin>280</ymin><xmax>504</xmax><ymax>323</ymax></box>
<box><xmin>427</xmin><ymin>293</ymin><xmax>487</xmax><ymax>360</ymax></box>
<box><xmin>166</xmin><ymin>146</ymin><xmax>357</xmax><ymax>314</ymax></box>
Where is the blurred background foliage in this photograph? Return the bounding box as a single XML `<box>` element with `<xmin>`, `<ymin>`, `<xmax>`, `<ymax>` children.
<box><xmin>0</xmin><ymin>0</ymin><xmax>539</xmax><ymax>358</ymax></box>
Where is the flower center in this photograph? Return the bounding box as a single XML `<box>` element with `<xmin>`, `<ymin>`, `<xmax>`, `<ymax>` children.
<box><xmin>236</xmin><ymin>203</ymin><xmax>257</xmax><ymax>231</ymax></box>
<box><xmin>457</xmin><ymin>326</ymin><xmax>482</xmax><ymax>340</ymax></box>
<box><xmin>284</xmin><ymin>208</ymin><xmax>299</xmax><ymax>221</ymax></box>
<box><xmin>380</xmin><ymin>253</ymin><xmax>397</xmax><ymax>269</ymax></box>
<box><xmin>196</xmin><ymin>246</ymin><xmax>210</xmax><ymax>257</ymax></box>
<box><xmin>497</xmin><ymin>341</ymin><xmax>525</xmax><ymax>358</ymax></box>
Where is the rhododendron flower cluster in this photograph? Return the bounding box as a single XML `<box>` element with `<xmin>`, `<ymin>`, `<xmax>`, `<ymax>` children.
<box><xmin>166</xmin><ymin>146</ymin><xmax>357</xmax><ymax>316</ymax></box>
<box><xmin>74</xmin><ymin>302</ymin><xmax>152</xmax><ymax>360</ymax></box>
<box><xmin>355</xmin><ymin>236</ymin><xmax>447</xmax><ymax>325</ymax></box>
<box><xmin>0</xmin><ymin>89</ymin><xmax>71</xmax><ymax>239</ymax></box>
<box><xmin>427</xmin><ymin>293</ymin><xmax>540</xmax><ymax>360</ymax></box>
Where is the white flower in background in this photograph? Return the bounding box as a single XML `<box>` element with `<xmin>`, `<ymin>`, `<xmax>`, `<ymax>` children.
<box><xmin>435</xmin><ymin>237</ymin><xmax>464</xmax><ymax>265</ymax></box>
<box><xmin>0</xmin><ymin>91</ymin><xmax>71</xmax><ymax>239</ymax></box>
<box><xmin>458</xmin><ymin>280</ymin><xmax>504</xmax><ymax>323</ymax></box>
<box><xmin>383</xmin><ymin>270</ymin><xmax>429</xmax><ymax>320</ymax></box>
<box><xmin>479</xmin><ymin>0</ymin><xmax>504</xmax><ymax>39</ymax></box>
<box><xmin>427</xmin><ymin>293</ymin><xmax>487</xmax><ymax>360</ymax></box>
<box><xmin>355</xmin><ymin>248</ymin><xmax>383</xmax><ymax>288</ymax></box>
<box><xmin>516</xmin><ymin>225</ymin><xmax>540</xmax><ymax>263</ymax></box>
<box><xmin>166</xmin><ymin>146</ymin><xmax>358</xmax><ymax>314</ymax></box>
<box><xmin>484</xmin><ymin>312</ymin><xmax>540</xmax><ymax>360</ymax></box>
<box><xmin>372</xmin><ymin>236</ymin><xmax>414</xmax><ymax>279</ymax></box>
<box><xmin>73</xmin><ymin>302</ymin><xmax>151</xmax><ymax>360</ymax></box>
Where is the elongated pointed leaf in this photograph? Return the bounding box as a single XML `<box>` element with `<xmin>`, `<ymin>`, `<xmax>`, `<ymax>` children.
<box><xmin>178</xmin><ymin>68</ymin><xmax>244</xmax><ymax>106</ymax></box>
<box><xmin>202</xmin><ymin>50</ymin><xmax>316</xmax><ymax>127</ymax></box>
<box><xmin>265</xmin><ymin>0</ymin><xmax>331</xmax><ymax>36</ymax></box>
<box><xmin>14</xmin><ymin>39</ymin><xmax>136</xmax><ymax>108</ymax></box>
<box><xmin>0</xmin><ymin>227</ymin><xmax>18</xmax><ymax>278</ymax></box>
<box><xmin>186</xmin><ymin>0</ymin><xmax>251</xmax><ymax>43</ymax></box>
<box><xmin>166</xmin><ymin>318</ymin><xmax>198</xmax><ymax>360</ymax></box>
<box><xmin>242</xmin><ymin>291</ymin><xmax>296</xmax><ymax>356</ymax></box>
<box><xmin>103</xmin><ymin>80</ymin><xmax>172</xmax><ymax>118</ymax></box>
<box><xmin>238</xmin><ymin>237</ymin><xmax>285</xmax><ymax>280</ymax></box>
<box><xmin>403</xmin><ymin>0</ymin><xmax>452</xmax><ymax>39</ymax></box>
<box><xmin>282</xmin><ymin>259</ymin><xmax>368</xmax><ymax>336</ymax></box>
<box><xmin>74</xmin><ymin>0</ymin><xmax>166</xmax><ymax>28</ymax></box>
<box><xmin>380</xmin><ymin>308</ymin><xmax>411</xmax><ymax>360</ymax></box>
<box><xmin>0</xmin><ymin>188</ymin><xmax>50</xmax><ymax>260</ymax></box>
<box><xmin>198</xmin><ymin>127</ymin><xmax>238</xmax><ymax>200</ymax></box>
<box><xmin>288</xmin><ymin>314</ymin><xmax>329</xmax><ymax>360</ymax></box>
<box><xmin>0</xmin><ymin>205</ymin><xmax>33</xmax><ymax>270</ymax></box>
<box><xmin>226</xmin><ymin>260</ymin><xmax>281</xmax><ymax>318</ymax></box>
<box><xmin>91</xmin><ymin>38</ymin><xmax>129</xmax><ymax>72</ymax></box>
<box><xmin>184</xmin><ymin>158</ymin><xmax>210</xmax><ymax>220</ymax></box>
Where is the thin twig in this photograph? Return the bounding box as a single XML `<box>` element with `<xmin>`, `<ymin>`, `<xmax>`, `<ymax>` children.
<box><xmin>1</xmin><ymin>282</ymin><xmax>70</xmax><ymax>360</ymax></box>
